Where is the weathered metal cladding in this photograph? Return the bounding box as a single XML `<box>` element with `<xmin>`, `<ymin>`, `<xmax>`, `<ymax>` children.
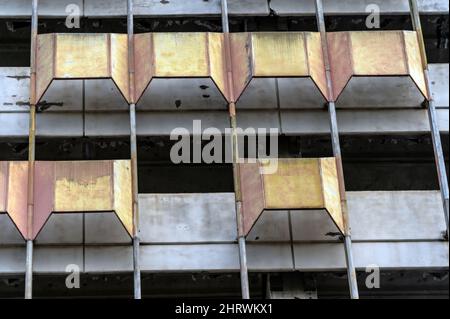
<box><xmin>239</xmin><ymin>158</ymin><xmax>345</xmax><ymax>237</ymax></box>
<box><xmin>0</xmin><ymin>162</ymin><xmax>30</xmax><ymax>239</ymax></box>
<box><xmin>35</xmin><ymin>33</ymin><xmax>130</xmax><ymax>104</ymax></box>
<box><xmin>133</xmin><ymin>32</ymin><xmax>229</xmax><ymax>103</ymax></box>
<box><xmin>0</xmin><ymin>161</ymin><xmax>133</xmax><ymax>240</ymax></box>
<box><xmin>230</xmin><ymin>32</ymin><xmax>329</xmax><ymax>103</ymax></box>
<box><xmin>327</xmin><ymin>31</ymin><xmax>429</xmax><ymax>103</ymax></box>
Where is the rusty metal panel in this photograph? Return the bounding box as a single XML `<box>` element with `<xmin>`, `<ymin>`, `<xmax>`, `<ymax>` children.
<box><xmin>230</xmin><ymin>33</ymin><xmax>253</xmax><ymax>103</ymax></box>
<box><xmin>327</xmin><ymin>32</ymin><xmax>352</xmax><ymax>102</ymax></box>
<box><xmin>263</xmin><ymin>159</ymin><xmax>324</xmax><ymax>209</ymax></box>
<box><xmin>35</xmin><ymin>33</ymin><xmax>131</xmax><ymax>104</ymax></box>
<box><xmin>239</xmin><ymin>158</ymin><xmax>344</xmax><ymax>237</ymax></box>
<box><xmin>230</xmin><ymin>32</ymin><xmax>329</xmax><ymax>103</ymax></box>
<box><xmin>33</xmin><ymin>161</ymin><xmax>54</xmax><ymax>240</ymax></box>
<box><xmin>328</xmin><ymin>31</ymin><xmax>429</xmax><ymax>102</ymax></box>
<box><xmin>239</xmin><ymin>162</ymin><xmax>265</xmax><ymax>237</ymax></box>
<box><xmin>6</xmin><ymin>162</ymin><xmax>28</xmax><ymax>239</ymax></box>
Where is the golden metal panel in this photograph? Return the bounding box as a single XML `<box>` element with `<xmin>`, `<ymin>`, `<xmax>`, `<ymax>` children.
<box><xmin>320</xmin><ymin>158</ymin><xmax>345</xmax><ymax>234</ymax></box>
<box><xmin>208</xmin><ymin>33</ymin><xmax>228</xmax><ymax>101</ymax></box>
<box><xmin>239</xmin><ymin>158</ymin><xmax>345</xmax><ymax>237</ymax></box>
<box><xmin>53</xmin><ymin>161</ymin><xmax>114</xmax><ymax>212</ymax></box>
<box><xmin>35</xmin><ymin>34</ymin><xmax>55</xmax><ymax>104</ymax></box>
<box><xmin>403</xmin><ymin>31</ymin><xmax>429</xmax><ymax>99</ymax></box>
<box><xmin>110</xmin><ymin>34</ymin><xmax>130</xmax><ymax>102</ymax></box>
<box><xmin>306</xmin><ymin>32</ymin><xmax>329</xmax><ymax>101</ymax></box>
<box><xmin>55</xmin><ymin>34</ymin><xmax>110</xmax><ymax>78</ymax></box>
<box><xmin>329</xmin><ymin>31</ymin><xmax>429</xmax><ymax>102</ymax></box>
<box><xmin>153</xmin><ymin>33</ymin><xmax>209</xmax><ymax>77</ymax></box>
<box><xmin>262</xmin><ymin>159</ymin><xmax>324</xmax><ymax>209</ymax></box>
<box><xmin>252</xmin><ymin>32</ymin><xmax>308</xmax><ymax>77</ymax></box>
<box><xmin>230</xmin><ymin>32</ymin><xmax>329</xmax><ymax>103</ymax></box>
<box><xmin>113</xmin><ymin>160</ymin><xmax>133</xmax><ymax>236</ymax></box>
<box><xmin>35</xmin><ymin>33</ymin><xmax>131</xmax><ymax>104</ymax></box>
<box><xmin>350</xmin><ymin>31</ymin><xmax>408</xmax><ymax>76</ymax></box>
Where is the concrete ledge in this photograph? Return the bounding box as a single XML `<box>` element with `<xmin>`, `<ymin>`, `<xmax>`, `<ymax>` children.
<box><xmin>1</xmin><ymin>0</ymin><xmax>447</xmax><ymax>18</ymax></box>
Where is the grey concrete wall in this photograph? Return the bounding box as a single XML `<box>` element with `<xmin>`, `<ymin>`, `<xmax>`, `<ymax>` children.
<box><xmin>0</xmin><ymin>65</ymin><xmax>449</xmax><ymax>137</ymax></box>
<box><xmin>0</xmin><ymin>191</ymin><xmax>448</xmax><ymax>274</ymax></box>
<box><xmin>1</xmin><ymin>0</ymin><xmax>447</xmax><ymax>18</ymax></box>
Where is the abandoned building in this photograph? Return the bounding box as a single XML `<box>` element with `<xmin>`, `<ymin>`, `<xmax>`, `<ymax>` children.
<box><xmin>0</xmin><ymin>0</ymin><xmax>449</xmax><ymax>299</ymax></box>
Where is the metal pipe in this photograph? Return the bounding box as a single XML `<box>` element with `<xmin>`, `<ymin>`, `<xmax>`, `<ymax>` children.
<box><xmin>25</xmin><ymin>0</ymin><xmax>39</xmax><ymax>300</ymax></box>
<box><xmin>314</xmin><ymin>0</ymin><xmax>359</xmax><ymax>299</ymax></box>
<box><xmin>127</xmin><ymin>0</ymin><xmax>142</xmax><ymax>299</ymax></box>
<box><xmin>221</xmin><ymin>0</ymin><xmax>250</xmax><ymax>299</ymax></box>
<box><xmin>409</xmin><ymin>0</ymin><xmax>449</xmax><ymax>237</ymax></box>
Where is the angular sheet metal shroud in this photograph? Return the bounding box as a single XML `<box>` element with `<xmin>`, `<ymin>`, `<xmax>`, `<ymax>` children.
<box><xmin>328</xmin><ymin>31</ymin><xmax>429</xmax><ymax>108</ymax></box>
<box><xmin>230</xmin><ymin>32</ymin><xmax>329</xmax><ymax>108</ymax></box>
<box><xmin>0</xmin><ymin>161</ymin><xmax>133</xmax><ymax>240</ymax></box>
<box><xmin>134</xmin><ymin>32</ymin><xmax>229</xmax><ymax>106</ymax></box>
<box><xmin>239</xmin><ymin>158</ymin><xmax>345</xmax><ymax>237</ymax></box>
<box><xmin>35</xmin><ymin>33</ymin><xmax>130</xmax><ymax>105</ymax></box>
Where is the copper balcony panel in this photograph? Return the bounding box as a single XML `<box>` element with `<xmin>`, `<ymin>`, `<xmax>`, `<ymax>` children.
<box><xmin>0</xmin><ymin>161</ymin><xmax>28</xmax><ymax>240</ymax></box>
<box><xmin>239</xmin><ymin>158</ymin><xmax>345</xmax><ymax>238</ymax></box>
<box><xmin>0</xmin><ymin>160</ymin><xmax>133</xmax><ymax>240</ymax></box>
<box><xmin>328</xmin><ymin>31</ymin><xmax>429</xmax><ymax>108</ymax></box>
<box><xmin>35</xmin><ymin>33</ymin><xmax>130</xmax><ymax>105</ymax></box>
<box><xmin>230</xmin><ymin>32</ymin><xmax>329</xmax><ymax>109</ymax></box>
<box><xmin>134</xmin><ymin>32</ymin><xmax>229</xmax><ymax>111</ymax></box>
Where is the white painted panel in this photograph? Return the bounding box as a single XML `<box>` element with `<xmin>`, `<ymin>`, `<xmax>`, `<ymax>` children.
<box><xmin>0</xmin><ymin>215</ymin><xmax>24</xmax><ymax>245</ymax></box>
<box><xmin>139</xmin><ymin>244</ymin><xmax>239</xmax><ymax>272</ymax></box>
<box><xmin>430</xmin><ymin>64</ymin><xmax>449</xmax><ymax>109</ymax></box>
<box><xmin>294</xmin><ymin>242</ymin><xmax>450</xmax><ymax>271</ymax></box>
<box><xmin>139</xmin><ymin>193</ymin><xmax>237</xmax><ymax>243</ymax></box>
<box><xmin>0</xmin><ymin>67</ymin><xmax>29</xmax><ymax>112</ymax></box>
<box><xmin>0</xmin><ymin>247</ymin><xmax>25</xmax><ymax>274</ymax></box>
<box><xmin>0</xmin><ymin>0</ymin><xmax>84</xmax><ymax>17</ymax></box>
<box><xmin>84</xmin><ymin>0</ymin><xmax>269</xmax><ymax>17</ymax></box>
<box><xmin>349</xmin><ymin>191</ymin><xmax>447</xmax><ymax>241</ymax></box>
<box><xmin>85</xmin><ymin>246</ymin><xmax>133</xmax><ymax>273</ymax></box>
<box><xmin>34</xmin><ymin>247</ymin><xmax>84</xmax><ymax>273</ymax></box>
<box><xmin>270</xmin><ymin>0</ymin><xmax>449</xmax><ymax>15</ymax></box>
<box><xmin>85</xmin><ymin>213</ymin><xmax>132</xmax><ymax>244</ymax></box>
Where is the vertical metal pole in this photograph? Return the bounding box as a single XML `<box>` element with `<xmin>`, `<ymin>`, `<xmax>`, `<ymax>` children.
<box><xmin>314</xmin><ymin>0</ymin><xmax>359</xmax><ymax>299</ymax></box>
<box><xmin>221</xmin><ymin>0</ymin><xmax>250</xmax><ymax>299</ymax></box>
<box><xmin>127</xmin><ymin>0</ymin><xmax>142</xmax><ymax>299</ymax></box>
<box><xmin>25</xmin><ymin>0</ymin><xmax>39</xmax><ymax>300</ymax></box>
<box><xmin>409</xmin><ymin>0</ymin><xmax>449</xmax><ymax>236</ymax></box>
